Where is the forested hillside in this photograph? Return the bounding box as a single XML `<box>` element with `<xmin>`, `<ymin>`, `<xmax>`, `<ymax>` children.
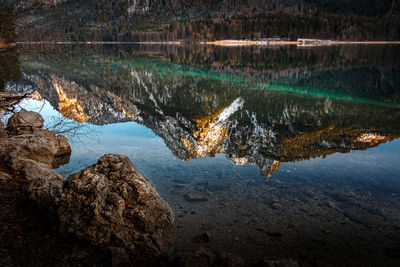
<box><xmin>4</xmin><ymin>0</ymin><xmax>400</xmax><ymax>41</ymax></box>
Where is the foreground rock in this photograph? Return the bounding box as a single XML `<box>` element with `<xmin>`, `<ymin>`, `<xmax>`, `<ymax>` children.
<box><xmin>0</xmin><ymin>121</ymin><xmax>7</xmax><ymax>141</ymax></box>
<box><xmin>0</xmin><ymin>109</ymin><xmax>68</xmax><ymax>219</ymax></box>
<box><xmin>0</xmin><ymin>110</ymin><xmax>71</xmax><ymax>170</ymax></box>
<box><xmin>26</xmin><ymin>178</ymin><xmax>62</xmax><ymax>219</ymax></box>
<box><xmin>59</xmin><ymin>154</ymin><xmax>175</xmax><ymax>258</ymax></box>
<box><xmin>1</xmin><ymin>134</ymin><xmax>59</xmax><ymax>168</ymax></box>
<box><xmin>6</xmin><ymin>109</ymin><xmax>44</xmax><ymax>135</ymax></box>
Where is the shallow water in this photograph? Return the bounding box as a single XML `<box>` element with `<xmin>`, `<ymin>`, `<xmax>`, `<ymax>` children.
<box><xmin>3</xmin><ymin>44</ymin><xmax>400</xmax><ymax>266</ymax></box>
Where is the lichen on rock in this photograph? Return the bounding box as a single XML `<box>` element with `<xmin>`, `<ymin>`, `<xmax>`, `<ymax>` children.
<box><xmin>59</xmin><ymin>154</ymin><xmax>175</xmax><ymax>257</ymax></box>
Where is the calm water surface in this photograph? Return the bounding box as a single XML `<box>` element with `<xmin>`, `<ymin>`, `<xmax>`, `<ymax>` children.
<box><xmin>3</xmin><ymin>44</ymin><xmax>400</xmax><ymax>266</ymax></box>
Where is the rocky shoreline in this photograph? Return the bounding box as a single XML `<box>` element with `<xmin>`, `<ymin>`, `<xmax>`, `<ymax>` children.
<box><xmin>0</xmin><ymin>109</ymin><xmax>255</xmax><ymax>266</ymax></box>
<box><xmin>0</xmin><ymin>109</ymin><xmax>176</xmax><ymax>265</ymax></box>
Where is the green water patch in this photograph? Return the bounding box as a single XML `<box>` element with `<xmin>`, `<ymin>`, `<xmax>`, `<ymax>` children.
<box><xmin>150</xmin><ymin>60</ymin><xmax>400</xmax><ymax>109</ymax></box>
<box><xmin>19</xmin><ymin>49</ymin><xmax>400</xmax><ymax>110</ymax></box>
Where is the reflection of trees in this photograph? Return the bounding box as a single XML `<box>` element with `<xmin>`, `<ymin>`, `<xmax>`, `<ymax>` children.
<box><xmin>0</xmin><ymin>1</ymin><xmax>20</xmax><ymax>92</ymax></box>
<box><xmin>20</xmin><ymin>44</ymin><xmax>400</xmax><ymax>106</ymax></box>
<box><xmin>0</xmin><ymin>1</ymin><xmax>16</xmax><ymax>44</ymax></box>
<box><xmin>0</xmin><ymin>49</ymin><xmax>21</xmax><ymax>92</ymax></box>
<box><xmin>10</xmin><ymin>45</ymin><xmax>400</xmax><ymax>177</ymax></box>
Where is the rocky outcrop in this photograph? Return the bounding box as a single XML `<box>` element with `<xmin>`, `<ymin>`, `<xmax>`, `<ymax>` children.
<box><xmin>1</xmin><ymin>110</ymin><xmax>71</xmax><ymax>170</ymax></box>
<box><xmin>10</xmin><ymin>157</ymin><xmax>64</xmax><ymax>184</ymax></box>
<box><xmin>31</xmin><ymin>128</ymin><xmax>72</xmax><ymax>158</ymax></box>
<box><xmin>0</xmin><ymin>110</ymin><xmax>68</xmax><ymax>216</ymax></box>
<box><xmin>6</xmin><ymin>109</ymin><xmax>44</xmax><ymax>135</ymax></box>
<box><xmin>59</xmin><ymin>154</ymin><xmax>175</xmax><ymax>257</ymax></box>
<box><xmin>1</xmin><ymin>109</ymin><xmax>176</xmax><ymax>262</ymax></box>
<box><xmin>0</xmin><ymin>121</ymin><xmax>7</xmax><ymax>141</ymax></box>
<box><xmin>2</xmin><ymin>134</ymin><xmax>59</xmax><ymax>168</ymax></box>
<box><xmin>0</xmin><ymin>110</ymin><xmax>69</xmax><ymax>226</ymax></box>
<box><xmin>26</xmin><ymin>178</ymin><xmax>62</xmax><ymax>219</ymax></box>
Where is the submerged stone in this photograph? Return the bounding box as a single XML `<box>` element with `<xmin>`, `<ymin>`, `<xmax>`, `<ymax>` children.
<box><xmin>184</xmin><ymin>192</ymin><xmax>208</xmax><ymax>202</ymax></box>
<box><xmin>192</xmin><ymin>232</ymin><xmax>212</xmax><ymax>243</ymax></box>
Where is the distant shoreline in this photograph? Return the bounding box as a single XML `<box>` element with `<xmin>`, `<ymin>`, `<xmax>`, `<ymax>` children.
<box><xmin>13</xmin><ymin>40</ymin><xmax>400</xmax><ymax>47</ymax></box>
<box><xmin>204</xmin><ymin>40</ymin><xmax>400</xmax><ymax>47</ymax></box>
<box><xmin>0</xmin><ymin>42</ymin><xmax>16</xmax><ymax>51</ymax></box>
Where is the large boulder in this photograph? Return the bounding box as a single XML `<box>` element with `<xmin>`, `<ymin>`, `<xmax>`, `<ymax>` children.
<box><xmin>0</xmin><ymin>129</ymin><xmax>71</xmax><ymax>169</ymax></box>
<box><xmin>32</xmin><ymin>128</ymin><xmax>71</xmax><ymax>157</ymax></box>
<box><xmin>0</xmin><ymin>121</ymin><xmax>7</xmax><ymax>141</ymax></box>
<box><xmin>6</xmin><ymin>109</ymin><xmax>44</xmax><ymax>135</ymax></box>
<box><xmin>9</xmin><ymin>157</ymin><xmax>64</xmax><ymax>184</ymax></box>
<box><xmin>0</xmin><ymin>134</ymin><xmax>59</xmax><ymax>168</ymax></box>
<box><xmin>55</xmin><ymin>134</ymin><xmax>71</xmax><ymax>157</ymax></box>
<box><xmin>26</xmin><ymin>178</ymin><xmax>63</xmax><ymax>219</ymax></box>
<box><xmin>59</xmin><ymin>154</ymin><xmax>175</xmax><ymax>258</ymax></box>
<box><xmin>1</xmin><ymin>110</ymin><xmax>71</xmax><ymax>168</ymax></box>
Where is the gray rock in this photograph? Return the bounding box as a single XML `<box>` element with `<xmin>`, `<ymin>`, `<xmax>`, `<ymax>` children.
<box><xmin>0</xmin><ymin>130</ymin><xmax>71</xmax><ymax>169</ymax></box>
<box><xmin>6</xmin><ymin>109</ymin><xmax>44</xmax><ymax>135</ymax></box>
<box><xmin>10</xmin><ymin>157</ymin><xmax>64</xmax><ymax>183</ymax></box>
<box><xmin>55</xmin><ymin>134</ymin><xmax>71</xmax><ymax>156</ymax></box>
<box><xmin>59</xmin><ymin>154</ymin><xmax>175</xmax><ymax>257</ymax></box>
<box><xmin>271</xmin><ymin>202</ymin><xmax>282</xmax><ymax>210</ymax></box>
<box><xmin>0</xmin><ymin>134</ymin><xmax>57</xmax><ymax>168</ymax></box>
<box><xmin>32</xmin><ymin>128</ymin><xmax>71</xmax><ymax>157</ymax></box>
<box><xmin>328</xmin><ymin>201</ymin><xmax>337</xmax><ymax>209</ymax></box>
<box><xmin>26</xmin><ymin>178</ymin><xmax>62</xmax><ymax>218</ymax></box>
<box><xmin>184</xmin><ymin>192</ymin><xmax>208</xmax><ymax>202</ymax></box>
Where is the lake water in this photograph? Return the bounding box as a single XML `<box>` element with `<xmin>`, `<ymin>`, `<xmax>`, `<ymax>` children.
<box><xmin>3</xmin><ymin>44</ymin><xmax>400</xmax><ymax>266</ymax></box>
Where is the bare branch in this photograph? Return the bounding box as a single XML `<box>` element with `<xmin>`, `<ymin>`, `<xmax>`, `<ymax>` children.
<box><xmin>0</xmin><ymin>92</ymin><xmax>29</xmax><ymax>113</ymax></box>
<box><xmin>46</xmin><ymin>115</ymin><xmax>100</xmax><ymax>147</ymax></box>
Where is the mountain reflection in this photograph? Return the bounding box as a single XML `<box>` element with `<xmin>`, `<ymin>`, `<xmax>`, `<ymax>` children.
<box><xmin>5</xmin><ymin>45</ymin><xmax>400</xmax><ymax>177</ymax></box>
